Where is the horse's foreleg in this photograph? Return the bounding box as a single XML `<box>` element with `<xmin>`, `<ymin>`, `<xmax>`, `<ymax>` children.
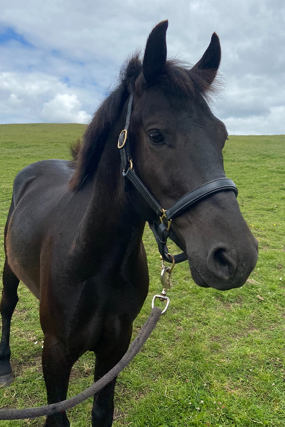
<box><xmin>92</xmin><ymin>363</ymin><xmax>117</xmax><ymax>427</ymax></box>
<box><xmin>92</xmin><ymin>324</ymin><xmax>132</xmax><ymax>427</ymax></box>
<box><xmin>0</xmin><ymin>260</ymin><xmax>19</xmax><ymax>385</ymax></box>
<box><xmin>42</xmin><ymin>334</ymin><xmax>74</xmax><ymax>427</ymax></box>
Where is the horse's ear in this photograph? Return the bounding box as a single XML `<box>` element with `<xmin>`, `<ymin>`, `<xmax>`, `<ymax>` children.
<box><xmin>191</xmin><ymin>33</ymin><xmax>221</xmax><ymax>85</ymax></box>
<box><xmin>143</xmin><ymin>20</ymin><xmax>168</xmax><ymax>83</ymax></box>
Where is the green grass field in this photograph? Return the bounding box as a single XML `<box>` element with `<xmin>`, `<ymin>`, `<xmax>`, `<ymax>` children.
<box><xmin>0</xmin><ymin>125</ymin><xmax>284</xmax><ymax>426</ymax></box>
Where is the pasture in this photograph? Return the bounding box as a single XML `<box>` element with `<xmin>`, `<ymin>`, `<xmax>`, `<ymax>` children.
<box><xmin>0</xmin><ymin>124</ymin><xmax>284</xmax><ymax>426</ymax></box>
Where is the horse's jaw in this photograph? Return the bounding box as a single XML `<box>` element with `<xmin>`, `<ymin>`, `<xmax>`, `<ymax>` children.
<box><xmin>188</xmin><ymin>264</ymin><xmax>210</xmax><ymax>288</ymax></box>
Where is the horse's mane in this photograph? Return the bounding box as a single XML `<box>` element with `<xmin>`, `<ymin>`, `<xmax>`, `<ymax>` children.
<box><xmin>69</xmin><ymin>54</ymin><xmax>218</xmax><ymax>191</ymax></box>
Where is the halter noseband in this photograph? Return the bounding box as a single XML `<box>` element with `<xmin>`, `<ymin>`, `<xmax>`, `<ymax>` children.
<box><xmin>118</xmin><ymin>94</ymin><xmax>238</xmax><ymax>264</ymax></box>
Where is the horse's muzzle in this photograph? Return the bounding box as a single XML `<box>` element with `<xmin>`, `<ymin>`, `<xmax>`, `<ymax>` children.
<box><xmin>188</xmin><ymin>238</ymin><xmax>258</xmax><ymax>291</ymax></box>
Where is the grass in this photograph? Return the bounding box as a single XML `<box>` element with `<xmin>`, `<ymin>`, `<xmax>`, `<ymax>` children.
<box><xmin>0</xmin><ymin>125</ymin><xmax>284</xmax><ymax>426</ymax></box>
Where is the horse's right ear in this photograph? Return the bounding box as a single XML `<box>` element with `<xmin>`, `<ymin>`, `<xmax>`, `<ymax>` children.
<box><xmin>143</xmin><ymin>20</ymin><xmax>168</xmax><ymax>84</ymax></box>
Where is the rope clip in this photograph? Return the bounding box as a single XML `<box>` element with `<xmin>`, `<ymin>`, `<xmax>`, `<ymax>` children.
<box><xmin>160</xmin><ymin>253</ymin><xmax>175</xmax><ymax>291</ymax></box>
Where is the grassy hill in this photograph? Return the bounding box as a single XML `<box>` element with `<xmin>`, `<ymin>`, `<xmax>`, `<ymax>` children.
<box><xmin>0</xmin><ymin>125</ymin><xmax>284</xmax><ymax>426</ymax></box>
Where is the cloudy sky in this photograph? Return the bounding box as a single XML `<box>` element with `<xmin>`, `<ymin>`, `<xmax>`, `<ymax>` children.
<box><xmin>0</xmin><ymin>0</ymin><xmax>284</xmax><ymax>134</ymax></box>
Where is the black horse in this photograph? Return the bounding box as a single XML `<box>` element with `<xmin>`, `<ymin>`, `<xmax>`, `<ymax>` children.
<box><xmin>0</xmin><ymin>21</ymin><xmax>258</xmax><ymax>426</ymax></box>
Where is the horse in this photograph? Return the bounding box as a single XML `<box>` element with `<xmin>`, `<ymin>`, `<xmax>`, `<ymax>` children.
<box><xmin>0</xmin><ymin>20</ymin><xmax>258</xmax><ymax>426</ymax></box>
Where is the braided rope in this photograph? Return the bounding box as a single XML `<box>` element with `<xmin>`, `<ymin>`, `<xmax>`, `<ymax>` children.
<box><xmin>0</xmin><ymin>306</ymin><xmax>162</xmax><ymax>420</ymax></box>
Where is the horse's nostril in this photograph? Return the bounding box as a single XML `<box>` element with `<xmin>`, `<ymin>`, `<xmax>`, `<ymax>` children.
<box><xmin>207</xmin><ymin>247</ymin><xmax>237</xmax><ymax>281</ymax></box>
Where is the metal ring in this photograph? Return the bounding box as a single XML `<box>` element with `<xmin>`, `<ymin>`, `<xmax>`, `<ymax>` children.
<box><xmin>167</xmin><ymin>253</ymin><xmax>175</xmax><ymax>272</ymax></box>
<box><xmin>151</xmin><ymin>295</ymin><xmax>170</xmax><ymax>314</ymax></box>
<box><xmin>118</xmin><ymin>129</ymin><xmax>128</xmax><ymax>149</ymax></box>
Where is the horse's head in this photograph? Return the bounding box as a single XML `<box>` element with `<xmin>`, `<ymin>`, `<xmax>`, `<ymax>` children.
<box><xmin>125</xmin><ymin>21</ymin><xmax>258</xmax><ymax>291</ymax></box>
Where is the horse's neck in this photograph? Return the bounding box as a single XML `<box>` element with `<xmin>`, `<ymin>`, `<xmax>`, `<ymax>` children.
<box><xmin>78</xmin><ymin>130</ymin><xmax>145</xmax><ymax>262</ymax></box>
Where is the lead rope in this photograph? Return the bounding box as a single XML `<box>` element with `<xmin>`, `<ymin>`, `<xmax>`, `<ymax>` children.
<box><xmin>0</xmin><ymin>303</ymin><xmax>165</xmax><ymax>420</ymax></box>
<box><xmin>0</xmin><ymin>256</ymin><xmax>173</xmax><ymax>421</ymax></box>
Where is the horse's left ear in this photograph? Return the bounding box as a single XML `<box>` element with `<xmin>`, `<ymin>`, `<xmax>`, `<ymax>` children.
<box><xmin>143</xmin><ymin>20</ymin><xmax>168</xmax><ymax>84</ymax></box>
<box><xmin>191</xmin><ymin>33</ymin><xmax>221</xmax><ymax>85</ymax></box>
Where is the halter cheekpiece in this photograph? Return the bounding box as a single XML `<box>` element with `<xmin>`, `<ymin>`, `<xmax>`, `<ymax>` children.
<box><xmin>118</xmin><ymin>94</ymin><xmax>238</xmax><ymax>264</ymax></box>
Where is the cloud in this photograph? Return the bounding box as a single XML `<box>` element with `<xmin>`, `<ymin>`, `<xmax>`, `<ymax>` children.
<box><xmin>0</xmin><ymin>72</ymin><xmax>92</xmax><ymax>123</ymax></box>
<box><xmin>8</xmin><ymin>93</ymin><xmax>22</xmax><ymax>106</ymax></box>
<box><xmin>40</xmin><ymin>93</ymin><xmax>91</xmax><ymax>124</ymax></box>
<box><xmin>0</xmin><ymin>0</ymin><xmax>284</xmax><ymax>133</ymax></box>
<box><xmin>224</xmin><ymin>106</ymin><xmax>285</xmax><ymax>135</ymax></box>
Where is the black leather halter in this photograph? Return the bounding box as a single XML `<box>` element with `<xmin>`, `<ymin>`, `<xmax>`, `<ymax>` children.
<box><xmin>118</xmin><ymin>95</ymin><xmax>238</xmax><ymax>263</ymax></box>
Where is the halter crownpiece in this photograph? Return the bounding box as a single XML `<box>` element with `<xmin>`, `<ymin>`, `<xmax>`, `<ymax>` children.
<box><xmin>118</xmin><ymin>95</ymin><xmax>238</xmax><ymax>263</ymax></box>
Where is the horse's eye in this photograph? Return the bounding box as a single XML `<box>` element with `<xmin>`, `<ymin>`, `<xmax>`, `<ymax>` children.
<box><xmin>148</xmin><ymin>130</ymin><xmax>164</xmax><ymax>144</ymax></box>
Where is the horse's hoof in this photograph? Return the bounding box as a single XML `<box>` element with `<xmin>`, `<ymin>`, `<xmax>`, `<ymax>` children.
<box><xmin>0</xmin><ymin>372</ymin><xmax>14</xmax><ymax>387</ymax></box>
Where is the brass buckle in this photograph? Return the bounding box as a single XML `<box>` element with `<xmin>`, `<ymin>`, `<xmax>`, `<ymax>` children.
<box><xmin>159</xmin><ymin>209</ymin><xmax>172</xmax><ymax>231</ymax></box>
<box><xmin>118</xmin><ymin>129</ymin><xmax>128</xmax><ymax>149</ymax></box>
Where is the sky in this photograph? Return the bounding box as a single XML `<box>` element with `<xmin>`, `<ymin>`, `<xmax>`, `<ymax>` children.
<box><xmin>0</xmin><ymin>0</ymin><xmax>284</xmax><ymax>134</ymax></box>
